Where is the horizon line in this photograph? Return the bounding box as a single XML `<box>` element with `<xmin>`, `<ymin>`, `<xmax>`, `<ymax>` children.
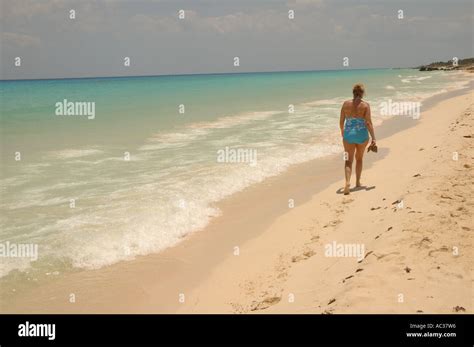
<box><xmin>0</xmin><ymin>66</ymin><xmax>417</xmax><ymax>83</ymax></box>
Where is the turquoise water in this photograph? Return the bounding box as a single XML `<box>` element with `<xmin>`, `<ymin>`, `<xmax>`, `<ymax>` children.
<box><xmin>0</xmin><ymin>69</ymin><xmax>469</xmax><ymax>283</ymax></box>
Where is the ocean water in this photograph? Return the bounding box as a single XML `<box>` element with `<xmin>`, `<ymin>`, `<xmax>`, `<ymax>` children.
<box><xmin>0</xmin><ymin>69</ymin><xmax>470</xmax><ymax>286</ymax></box>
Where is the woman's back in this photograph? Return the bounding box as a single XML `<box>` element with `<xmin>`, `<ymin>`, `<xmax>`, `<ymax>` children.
<box><xmin>341</xmin><ymin>99</ymin><xmax>369</xmax><ymax>119</ymax></box>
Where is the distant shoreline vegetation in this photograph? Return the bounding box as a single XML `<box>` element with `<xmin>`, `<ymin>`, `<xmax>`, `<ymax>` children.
<box><xmin>417</xmin><ymin>57</ymin><xmax>474</xmax><ymax>72</ymax></box>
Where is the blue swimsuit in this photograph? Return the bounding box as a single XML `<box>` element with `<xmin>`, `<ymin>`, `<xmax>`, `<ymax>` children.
<box><xmin>343</xmin><ymin>117</ymin><xmax>369</xmax><ymax>144</ymax></box>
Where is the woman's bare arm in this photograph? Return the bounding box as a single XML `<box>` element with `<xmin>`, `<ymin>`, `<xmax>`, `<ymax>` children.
<box><xmin>365</xmin><ymin>103</ymin><xmax>376</xmax><ymax>143</ymax></box>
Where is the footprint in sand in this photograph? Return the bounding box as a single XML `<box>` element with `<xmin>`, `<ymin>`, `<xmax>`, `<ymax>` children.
<box><xmin>342</xmin><ymin>275</ymin><xmax>354</xmax><ymax>283</ymax></box>
<box><xmin>292</xmin><ymin>250</ymin><xmax>316</xmax><ymax>263</ymax></box>
<box><xmin>453</xmin><ymin>306</ymin><xmax>466</xmax><ymax>312</ymax></box>
<box><xmin>231</xmin><ymin>303</ymin><xmax>246</xmax><ymax>313</ymax></box>
<box><xmin>250</xmin><ymin>296</ymin><xmax>281</xmax><ymax>311</ymax></box>
<box><xmin>372</xmin><ymin>251</ymin><xmax>400</xmax><ymax>261</ymax></box>
<box><xmin>342</xmin><ymin>268</ymin><xmax>364</xmax><ymax>283</ymax></box>
<box><xmin>440</xmin><ymin>194</ymin><xmax>454</xmax><ymax>200</ymax></box>
<box><xmin>323</xmin><ymin>219</ymin><xmax>342</xmax><ymax>228</ymax></box>
<box><xmin>428</xmin><ymin>246</ymin><xmax>449</xmax><ymax>257</ymax></box>
<box><xmin>357</xmin><ymin>250</ymin><xmax>373</xmax><ymax>263</ymax></box>
<box><xmin>412</xmin><ymin>237</ymin><xmax>432</xmax><ymax>249</ymax></box>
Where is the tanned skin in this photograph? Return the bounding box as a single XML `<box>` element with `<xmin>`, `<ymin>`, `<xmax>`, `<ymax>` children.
<box><xmin>339</xmin><ymin>97</ymin><xmax>376</xmax><ymax>195</ymax></box>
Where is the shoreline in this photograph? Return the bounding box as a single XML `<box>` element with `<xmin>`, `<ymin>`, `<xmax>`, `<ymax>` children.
<box><xmin>2</xmin><ymin>80</ymin><xmax>472</xmax><ymax>313</ymax></box>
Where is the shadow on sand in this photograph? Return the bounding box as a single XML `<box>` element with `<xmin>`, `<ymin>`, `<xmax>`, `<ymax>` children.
<box><xmin>336</xmin><ymin>185</ymin><xmax>376</xmax><ymax>195</ymax></box>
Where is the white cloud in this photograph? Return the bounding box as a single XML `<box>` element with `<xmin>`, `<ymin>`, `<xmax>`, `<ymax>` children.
<box><xmin>128</xmin><ymin>9</ymin><xmax>301</xmax><ymax>36</ymax></box>
<box><xmin>0</xmin><ymin>0</ymin><xmax>66</xmax><ymax>19</ymax></box>
<box><xmin>286</xmin><ymin>0</ymin><xmax>325</xmax><ymax>9</ymax></box>
<box><xmin>1</xmin><ymin>32</ymin><xmax>41</xmax><ymax>47</ymax></box>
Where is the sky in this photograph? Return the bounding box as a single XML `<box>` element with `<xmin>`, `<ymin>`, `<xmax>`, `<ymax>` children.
<box><xmin>1</xmin><ymin>0</ymin><xmax>473</xmax><ymax>80</ymax></box>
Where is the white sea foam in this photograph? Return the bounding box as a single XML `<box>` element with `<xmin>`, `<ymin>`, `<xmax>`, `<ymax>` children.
<box><xmin>190</xmin><ymin>110</ymin><xmax>283</xmax><ymax>129</ymax></box>
<box><xmin>47</xmin><ymin>149</ymin><xmax>103</xmax><ymax>160</ymax></box>
<box><xmin>303</xmin><ymin>97</ymin><xmax>345</xmax><ymax>106</ymax></box>
<box><xmin>63</xmin><ymin>140</ymin><xmax>341</xmax><ymax>271</ymax></box>
<box><xmin>139</xmin><ymin>111</ymin><xmax>282</xmax><ymax>151</ymax></box>
<box><xmin>5</xmin><ymin>197</ymin><xmax>69</xmax><ymax>210</ymax></box>
<box><xmin>401</xmin><ymin>75</ymin><xmax>433</xmax><ymax>83</ymax></box>
<box><xmin>0</xmin><ymin>132</ymin><xmax>343</xmax><ymax>277</ymax></box>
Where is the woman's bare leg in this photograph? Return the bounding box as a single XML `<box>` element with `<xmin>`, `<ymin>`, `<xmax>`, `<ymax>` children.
<box><xmin>343</xmin><ymin>140</ymin><xmax>356</xmax><ymax>194</ymax></box>
<box><xmin>355</xmin><ymin>140</ymin><xmax>369</xmax><ymax>186</ymax></box>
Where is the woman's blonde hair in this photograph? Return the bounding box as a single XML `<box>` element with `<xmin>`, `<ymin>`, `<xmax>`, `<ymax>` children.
<box><xmin>352</xmin><ymin>83</ymin><xmax>365</xmax><ymax>98</ymax></box>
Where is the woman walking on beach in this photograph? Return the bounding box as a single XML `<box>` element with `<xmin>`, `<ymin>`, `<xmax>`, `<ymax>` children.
<box><xmin>339</xmin><ymin>83</ymin><xmax>376</xmax><ymax>195</ymax></box>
